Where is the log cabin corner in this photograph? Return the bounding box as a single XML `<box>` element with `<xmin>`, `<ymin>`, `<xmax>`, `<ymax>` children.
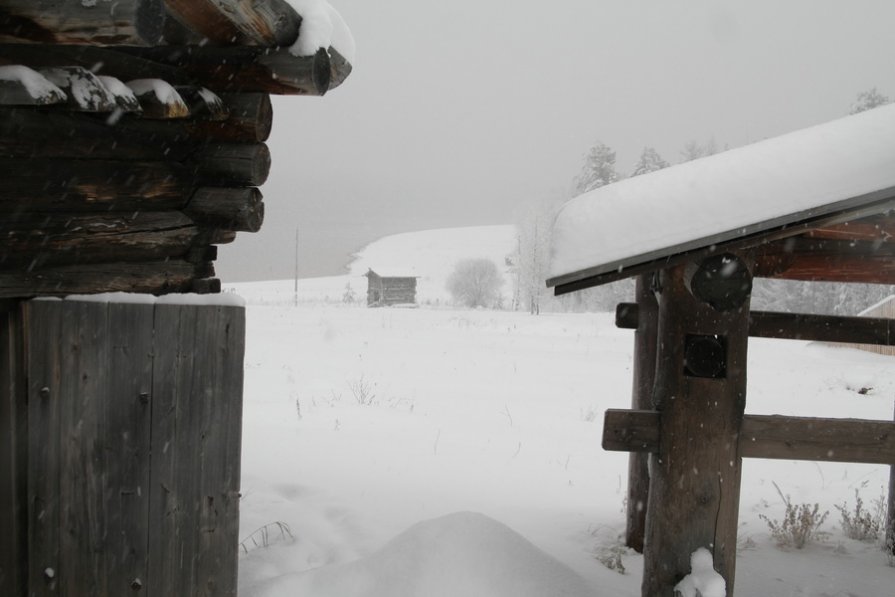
<box><xmin>0</xmin><ymin>2</ymin><xmax>353</xmax><ymax>596</ymax></box>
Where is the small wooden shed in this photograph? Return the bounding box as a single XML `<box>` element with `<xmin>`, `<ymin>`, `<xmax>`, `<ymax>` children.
<box><xmin>547</xmin><ymin>104</ymin><xmax>895</xmax><ymax>597</ymax></box>
<box><xmin>364</xmin><ymin>269</ymin><xmax>418</xmax><ymax>307</ymax></box>
<box><xmin>0</xmin><ymin>2</ymin><xmax>352</xmax><ymax>596</ymax></box>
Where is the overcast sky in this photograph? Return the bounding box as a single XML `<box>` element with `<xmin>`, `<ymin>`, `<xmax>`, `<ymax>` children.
<box><xmin>217</xmin><ymin>0</ymin><xmax>895</xmax><ymax>282</ymax></box>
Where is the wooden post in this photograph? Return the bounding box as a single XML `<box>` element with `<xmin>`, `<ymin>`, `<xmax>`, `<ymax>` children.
<box><xmin>624</xmin><ymin>274</ymin><xmax>657</xmax><ymax>553</ymax></box>
<box><xmin>642</xmin><ymin>254</ymin><xmax>752</xmax><ymax>597</ymax></box>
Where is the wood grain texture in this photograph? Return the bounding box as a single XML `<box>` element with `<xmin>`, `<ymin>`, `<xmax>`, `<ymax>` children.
<box><xmin>604</xmin><ymin>410</ymin><xmax>895</xmax><ymax>465</ymax></box>
<box><xmin>0</xmin><ymin>302</ymin><xmax>26</xmax><ymax>597</ymax></box>
<box><xmin>625</xmin><ymin>276</ymin><xmax>655</xmax><ymax>553</ymax></box>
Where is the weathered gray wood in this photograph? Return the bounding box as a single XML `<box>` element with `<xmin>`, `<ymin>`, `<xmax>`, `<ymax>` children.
<box><xmin>604</xmin><ymin>410</ymin><xmax>895</xmax><ymax>465</ymax></box>
<box><xmin>642</xmin><ymin>261</ymin><xmax>751</xmax><ymax>597</ymax></box>
<box><xmin>45</xmin><ymin>300</ymin><xmax>152</xmax><ymax>596</ymax></box>
<box><xmin>176</xmin><ymin>86</ymin><xmax>228</xmax><ymax>120</ymax></box>
<box><xmin>741</xmin><ymin>415</ymin><xmax>895</xmax><ymax>465</ymax></box>
<box><xmin>625</xmin><ymin>276</ymin><xmax>655</xmax><ymax>553</ymax></box>
<box><xmin>328</xmin><ymin>46</ymin><xmax>353</xmax><ymax>91</ymax></box>
<box><xmin>618</xmin><ymin>303</ymin><xmax>895</xmax><ymax>347</ymax></box>
<box><xmin>149</xmin><ymin>303</ymin><xmax>244</xmax><ymax>596</ymax></box>
<box><xmin>186</xmin><ymin>187</ymin><xmax>264</xmax><ymax>232</ymax></box>
<box><xmin>0</xmin><ymin>301</ymin><xmax>25</xmax><ymax>597</ymax></box>
<box><xmin>0</xmin><ymin>0</ymin><xmax>166</xmax><ymax>45</ymax></box>
<box><xmin>0</xmin><ymin>212</ymin><xmax>198</xmax><ymax>268</ymax></box>
<box><xmin>0</xmin><ymin>260</ymin><xmax>213</xmax><ymax>298</ymax></box>
<box><xmin>25</xmin><ymin>300</ymin><xmax>62</xmax><ymax>595</ymax></box>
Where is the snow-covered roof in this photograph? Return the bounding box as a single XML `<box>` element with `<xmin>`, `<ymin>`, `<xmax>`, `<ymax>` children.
<box><xmin>547</xmin><ymin>103</ymin><xmax>895</xmax><ymax>291</ymax></box>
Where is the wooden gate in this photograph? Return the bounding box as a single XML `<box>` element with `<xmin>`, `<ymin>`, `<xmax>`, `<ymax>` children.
<box><xmin>1</xmin><ymin>297</ymin><xmax>245</xmax><ymax>597</ymax></box>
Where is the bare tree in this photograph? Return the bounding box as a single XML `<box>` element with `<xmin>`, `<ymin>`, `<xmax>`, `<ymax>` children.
<box><xmin>446</xmin><ymin>258</ymin><xmax>503</xmax><ymax>308</ymax></box>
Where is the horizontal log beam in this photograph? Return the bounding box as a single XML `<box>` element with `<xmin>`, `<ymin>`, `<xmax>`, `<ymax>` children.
<box><xmin>805</xmin><ymin>214</ymin><xmax>895</xmax><ymax>243</ymax></box>
<box><xmin>754</xmin><ymin>236</ymin><xmax>895</xmax><ymax>284</ymax></box>
<box><xmin>192</xmin><ymin>143</ymin><xmax>270</xmax><ymax>186</ymax></box>
<box><xmin>616</xmin><ymin>303</ymin><xmax>895</xmax><ymax>346</ymax></box>
<box><xmin>0</xmin><ymin>95</ymin><xmax>271</xmax><ymax>160</ymax></box>
<box><xmin>165</xmin><ymin>0</ymin><xmax>301</xmax><ymax>46</ymax></box>
<box><xmin>0</xmin><ymin>0</ymin><xmax>166</xmax><ymax>46</ymax></box>
<box><xmin>186</xmin><ymin>187</ymin><xmax>263</xmax><ymax>232</ymax></box>
<box><xmin>603</xmin><ymin>409</ymin><xmax>895</xmax><ymax>465</ymax></box>
<box><xmin>124</xmin><ymin>45</ymin><xmax>331</xmax><ymax>95</ymax></box>
<box><xmin>0</xmin><ymin>212</ymin><xmax>197</xmax><ymax>268</ymax></box>
<box><xmin>0</xmin><ymin>260</ymin><xmax>213</xmax><ymax>298</ymax></box>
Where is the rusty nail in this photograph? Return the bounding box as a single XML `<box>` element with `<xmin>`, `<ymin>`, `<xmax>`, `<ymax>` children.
<box><xmin>39</xmin><ymin>387</ymin><xmax>50</xmax><ymax>399</ymax></box>
<box><xmin>131</xmin><ymin>578</ymin><xmax>143</xmax><ymax>591</ymax></box>
<box><xmin>138</xmin><ymin>392</ymin><xmax>150</xmax><ymax>405</ymax></box>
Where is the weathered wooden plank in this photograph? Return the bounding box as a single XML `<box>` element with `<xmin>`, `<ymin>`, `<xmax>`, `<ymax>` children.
<box><xmin>24</xmin><ymin>300</ymin><xmax>156</xmax><ymax>595</ymax></box>
<box><xmin>0</xmin><ymin>260</ymin><xmax>213</xmax><ymax>298</ymax></box>
<box><xmin>149</xmin><ymin>303</ymin><xmax>245</xmax><ymax>596</ymax></box>
<box><xmin>618</xmin><ymin>303</ymin><xmax>895</xmax><ymax>346</ymax></box>
<box><xmin>25</xmin><ymin>299</ymin><xmax>64</xmax><ymax>596</ymax></box>
<box><xmin>625</xmin><ymin>276</ymin><xmax>654</xmax><ymax>553</ymax></box>
<box><xmin>741</xmin><ymin>415</ymin><xmax>895</xmax><ymax>465</ymax></box>
<box><xmin>603</xmin><ymin>409</ymin><xmax>659</xmax><ymax>453</ymax></box>
<box><xmin>0</xmin><ymin>0</ymin><xmax>167</xmax><ymax>46</ymax></box>
<box><xmin>604</xmin><ymin>410</ymin><xmax>895</xmax><ymax>465</ymax></box>
<box><xmin>186</xmin><ymin>187</ymin><xmax>264</xmax><ymax>232</ymax></box>
<box><xmin>0</xmin><ymin>301</ymin><xmax>25</xmax><ymax>597</ymax></box>
<box><xmin>0</xmin><ymin>212</ymin><xmax>198</xmax><ymax>269</ymax></box>
<box><xmin>103</xmin><ymin>301</ymin><xmax>154</xmax><ymax>595</ymax></box>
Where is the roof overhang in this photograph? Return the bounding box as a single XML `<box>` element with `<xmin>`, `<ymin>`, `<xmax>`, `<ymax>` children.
<box><xmin>547</xmin><ymin>104</ymin><xmax>895</xmax><ymax>294</ymax></box>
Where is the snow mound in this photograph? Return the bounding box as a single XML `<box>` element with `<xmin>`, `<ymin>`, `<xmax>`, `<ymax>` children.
<box><xmin>250</xmin><ymin>512</ymin><xmax>593</xmax><ymax>597</ymax></box>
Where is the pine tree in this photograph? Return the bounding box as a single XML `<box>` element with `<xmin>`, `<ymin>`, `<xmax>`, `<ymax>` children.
<box><xmin>679</xmin><ymin>137</ymin><xmax>719</xmax><ymax>163</ymax></box>
<box><xmin>572</xmin><ymin>142</ymin><xmax>619</xmax><ymax>196</ymax></box>
<box><xmin>631</xmin><ymin>146</ymin><xmax>669</xmax><ymax>177</ymax></box>
<box><xmin>849</xmin><ymin>87</ymin><xmax>891</xmax><ymax>114</ymax></box>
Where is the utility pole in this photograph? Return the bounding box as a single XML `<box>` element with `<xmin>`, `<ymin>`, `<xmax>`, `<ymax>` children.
<box><xmin>293</xmin><ymin>226</ymin><xmax>299</xmax><ymax>306</ymax></box>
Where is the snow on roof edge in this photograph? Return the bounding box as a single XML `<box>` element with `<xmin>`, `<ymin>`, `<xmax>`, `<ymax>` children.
<box><xmin>547</xmin><ymin>103</ymin><xmax>895</xmax><ymax>288</ymax></box>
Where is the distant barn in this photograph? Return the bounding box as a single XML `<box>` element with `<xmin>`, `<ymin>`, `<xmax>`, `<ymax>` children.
<box><xmin>364</xmin><ymin>269</ymin><xmax>417</xmax><ymax>307</ymax></box>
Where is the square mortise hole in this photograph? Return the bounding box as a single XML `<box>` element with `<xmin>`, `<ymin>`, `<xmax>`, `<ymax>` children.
<box><xmin>684</xmin><ymin>334</ymin><xmax>727</xmax><ymax>379</ymax></box>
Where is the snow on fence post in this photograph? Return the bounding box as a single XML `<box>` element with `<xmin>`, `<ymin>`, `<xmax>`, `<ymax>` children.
<box><xmin>888</xmin><ymin>402</ymin><xmax>895</xmax><ymax>558</ymax></box>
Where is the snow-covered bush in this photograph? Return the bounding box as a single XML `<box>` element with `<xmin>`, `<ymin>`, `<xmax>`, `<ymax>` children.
<box><xmin>446</xmin><ymin>258</ymin><xmax>503</xmax><ymax>308</ymax></box>
<box><xmin>759</xmin><ymin>483</ymin><xmax>829</xmax><ymax>549</ymax></box>
<box><xmin>835</xmin><ymin>488</ymin><xmax>886</xmax><ymax>542</ymax></box>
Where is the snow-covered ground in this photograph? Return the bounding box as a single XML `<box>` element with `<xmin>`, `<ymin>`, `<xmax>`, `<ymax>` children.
<box><xmin>229</xmin><ymin>227</ymin><xmax>895</xmax><ymax>597</ymax></box>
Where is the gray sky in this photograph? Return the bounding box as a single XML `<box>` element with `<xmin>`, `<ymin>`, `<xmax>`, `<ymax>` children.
<box><xmin>217</xmin><ymin>0</ymin><xmax>895</xmax><ymax>282</ymax></box>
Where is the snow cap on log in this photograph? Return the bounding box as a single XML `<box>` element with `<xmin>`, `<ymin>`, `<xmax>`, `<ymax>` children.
<box><xmin>40</xmin><ymin>66</ymin><xmax>117</xmax><ymax>111</ymax></box>
<box><xmin>0</xmin><ymin>65</ymin><xmax>67</xmax><ymax>105</ymax></box>
<box><xmin>126</xmin><ymin>78</ymin><xmax>190</xmax><ymax>118</ymax></box>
